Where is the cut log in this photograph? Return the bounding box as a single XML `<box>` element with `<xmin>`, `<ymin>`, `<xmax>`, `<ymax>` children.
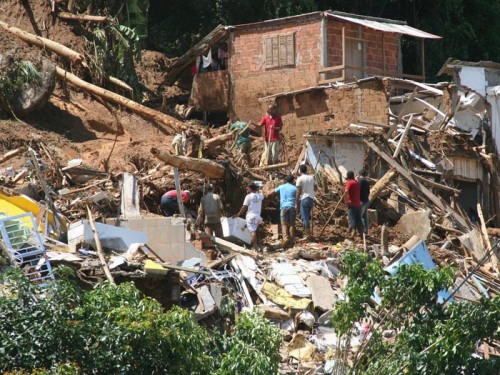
<box><xmin>368</xmin><ymin>169</ymin><xmax>397</xmax><ymax>203</ymax></box>
<box><xmin>0</xmin><ymin>21</ymin><xmax>85</xmax><ymax>66</ymax></box>
<box><xmin>56</xmin><ymin>67</ymin><xmax>181</xmax><ymax>133</ymax></box>
<box><xmin>58</xmin><ymin>12</ymin><xmax>111</xmax><ymax>23</ymax></box>
<box><xmin>164</xmin><ymin>25</ymin><xmax>229</xmax><ymax>86</ymax></box>
<box><xmin>0</xmin><ymin>147</ymin><xmax>24</xmax><ymax>165</ymax></box>
<box><xmin>202</xmin><ymin>133</ymin><xmax>233</xmax><ymax>154</ymax></box>
<box><xmin>151</xmin><ymin>148</ymin><xmax>225</xmax><ymax>179</ymax></box>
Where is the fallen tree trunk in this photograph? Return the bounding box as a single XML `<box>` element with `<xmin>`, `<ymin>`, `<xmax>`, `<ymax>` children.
<box><xmin>151</xmin><ymin>148</ymin><xmax>225</xmax><ymax>179</ymax></box>
<box><xmin>58</xmin><ymin>12</ymin><xmax>111</xmax><ymax>23</ymax></box>
<box><xmin>56</xmin><ymin>67</ymin><xmax>181</xmax><ymax>133</ymax></box>
<box><xmin>202</xmin><ymin>133</ymin><xmax>233</xmax><ymax>155</ymax></box>
<box><xmin>368</xmin><ymin>169</ymin><xmax>397</xmax><ymax>203</ymax></box>
<box><xmin>0</xmin><ymin>21</ymin><xmax>85</xmax><ymax>66</ymax></box>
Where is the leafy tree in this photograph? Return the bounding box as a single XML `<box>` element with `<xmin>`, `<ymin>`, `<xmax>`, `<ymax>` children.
<box><xmin>0</xmin><ymin>268</ymin><xmax>282</xmax><ymax>374</ymax></box>
<box><xmin>331</xmin><ymin>251</ymin><xmax>500</xmax><ymax>375</ymax></box>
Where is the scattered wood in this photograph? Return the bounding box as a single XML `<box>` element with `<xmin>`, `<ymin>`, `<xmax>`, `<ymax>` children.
<box><xmin>365</xmin><ymin>140</ymin><xmax>470</xmax><ymax>232</ymax></box>
<box><xmin>56</xmin><ymin>67</ymin><xmax>181</xmax><ymax>134</ymax></box>
<box><xmin>151</xmin><ymin>148</ymin><xmax>225</xmax><ymax>179</ymax></box>
<box><xmin>0</xmin><ymin>21</ymin><xmax>85</xmax><ymax>66</ymax></box>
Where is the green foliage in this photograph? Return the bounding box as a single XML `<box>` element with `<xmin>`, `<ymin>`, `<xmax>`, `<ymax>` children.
<box><xmin>331</xmin><ymin>251</ymin><xmax>500</xmax><ymax>374</ymax></box>
<box><xmin>0</xmin><ymin>268</ymin><xmax>282</xmax><ymax>375</ymax></box>
<box><xmin>0</xmin><ymin>59</ymin><xmax>41</xmax><ymax>102</ymax></box>
<box><xmin>86</xmin><ymin>22</ymin><xmax>142</xmax><ymax>98</ymax></box>
<box><xmin>214</xmin><ymin>310</ymin><xmax>282</xmax><ymax>375</ymax></box>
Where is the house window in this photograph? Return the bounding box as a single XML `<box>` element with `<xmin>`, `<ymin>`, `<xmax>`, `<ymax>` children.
<box><xmin>265</xmin><ymin>34</ymin><xmax>295</xmax><ymax>68</ymax></box>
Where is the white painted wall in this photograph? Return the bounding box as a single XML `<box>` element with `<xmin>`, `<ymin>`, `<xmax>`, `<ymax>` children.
<box><xmin>459</xmin><ymin>66</ymin><xmax>487</xmax><ymax>96</ymax></box>
<box><xmin>486</xmin><ymin>86</ymin><xmax>500</xmax><ymax>154</ymax></box>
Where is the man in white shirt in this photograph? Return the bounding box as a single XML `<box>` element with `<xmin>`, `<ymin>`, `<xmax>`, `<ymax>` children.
<box><xmin>234</xmin><ymin>182</ymin><xmax>264</xmax><ymax>250</ymax></box>
<box><xmin>295</xmin><ymin>164</ymin><xmax>315</xmax><ymax>240</ymax></box>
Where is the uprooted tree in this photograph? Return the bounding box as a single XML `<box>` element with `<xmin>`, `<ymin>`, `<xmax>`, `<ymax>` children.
<box><xmin>0</xmin><ymin>268</ymin><xmax>282</xmax><ymax>375</ymax></box>
<box><xmin>330</xmin><ymin>251</ymin><xmax>500</xmax><ymax>375</ymax></box>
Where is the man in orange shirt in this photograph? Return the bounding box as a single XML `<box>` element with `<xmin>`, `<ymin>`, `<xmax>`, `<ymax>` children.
<box><xmin>259</xmin><ymin>104</ymin><xmax>283</xmax><ymax>165</ymax></box>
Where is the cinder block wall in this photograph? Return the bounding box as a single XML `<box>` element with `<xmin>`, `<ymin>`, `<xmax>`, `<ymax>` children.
<box><xmin>228</xmin><ymin>17</ymin><xmax>323</xmax><ymax>122</ymax></box>
<box><xmin>262</xmin><ymin>79</ymin><xmax>388</xmax><ymax>140</ymax></box>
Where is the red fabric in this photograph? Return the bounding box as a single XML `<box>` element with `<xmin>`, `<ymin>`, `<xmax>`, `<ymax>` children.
<box><xmin>164</xmin><ymin>190</ymin><xmax>189</xmax><ymax>203</ymax></box>
<box><xmin>345</xmin><ymin>179</ymin><xmax>361</xmax><ymax>208</ymax></box>
<box><xmin>191</xmin><ymin>63</ymin><xmax>197</xmax><ymax>76</ymax></box>
<box><xmin>259</xmin><ymin>114</ymin><xmax>283</xmax><ymax>142</ymax></box>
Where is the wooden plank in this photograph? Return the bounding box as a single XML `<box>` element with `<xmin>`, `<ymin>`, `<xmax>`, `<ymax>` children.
<box><xmin>173</xmin><ymin>167</ymin><xmax>185</xmax><ymax>217</ymax></box>
<box><xmin>214</xmin><ymin>237</ymin><xmax>261</xmax><ymax>259</ymax></box>
<box><xmin>411</xmin><ymin>172</ymin><xmax>461</xmax><ymax>194</ymax></box>
<box><xmin>120</xmin><ymin>173</ymin><xmax>141</xmax><ymax>218</ymax></box>
<box><xmin>393</xmin><ymin>114</ymin><xmax>413</xmax><ymax>158</ymax></box>
<box><xmin>86</xmin><ymin>206</ymin><xmax>115</xmax><ymax>284</ymax></box>
<box><xmin>0</xmin><ymin>147</ymin><xmax>24</xmax><ymax>165</ymax></box>
<box><xmin>477</xmin><ymin>204</ymin><xmax>499</xmax><ymax>272</ymax></box>
<box><xmin>364</xmin><ymin>140</ymin><xmax>470</xmax><ymax>231</ymax></box>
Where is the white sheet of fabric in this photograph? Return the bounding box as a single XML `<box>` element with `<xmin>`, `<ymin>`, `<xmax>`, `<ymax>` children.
<box><xmin>202</xmin><ymin>49</ymin><xmax>213</xmax><ymax>68</ymax></box>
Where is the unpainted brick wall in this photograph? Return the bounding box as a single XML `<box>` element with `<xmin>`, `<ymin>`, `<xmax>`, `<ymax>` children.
<box><xmin>325</xmin><ymin>19</ymin><xmax>400</xmax><ymax>79</ymax></box>
<box><xmin>262</xmin><ymin>80</ymin><xmax>388</xmax><ymax>141</ymax></box>
<box><xmin>190</xmin><ymin>70</ymin><xmax>230</xmax><ymax>112</ymax></box>
<box><xmin>228</xmin><ymin>18</ymin><xmax>323</xmax><ymax>123</ymax></box>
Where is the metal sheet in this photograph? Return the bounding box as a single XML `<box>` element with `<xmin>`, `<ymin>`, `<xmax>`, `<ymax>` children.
<box><xmin>327</xmin><ymin>13</ymin><xmax>441</xmax><ymax>39</ymax></box>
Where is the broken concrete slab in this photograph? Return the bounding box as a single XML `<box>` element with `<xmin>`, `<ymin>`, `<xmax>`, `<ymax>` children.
<box><xmin>306</xmin><ymin>275</ymin><xmax>337</xmax><ymax>312</ymax></box>
<box><xmin>194</xmin><ymin>285</ymin><xmax>217</xmax><ymax>320</ymax></box>
<box><xmin>68</xmin><ymin>219</ymin><xmax>147</xmax><ymax>252</ymax></box>
<box><xmin>395</xmin><ymin>209</ymin><xmax>432</xmax><ymax>241</ymax></box>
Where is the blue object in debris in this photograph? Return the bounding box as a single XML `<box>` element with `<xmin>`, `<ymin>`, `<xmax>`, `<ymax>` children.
<box><xmin>384</xmin><ymin>240</ymin><xmax>452</xmax><ymax>303</ymax></box>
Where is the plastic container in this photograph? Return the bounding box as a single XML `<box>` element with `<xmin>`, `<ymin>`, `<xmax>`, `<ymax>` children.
<box><xmin>221</xmin><ymin>217</ymin><xmax>252</xmax><ymax>245</ymax></box>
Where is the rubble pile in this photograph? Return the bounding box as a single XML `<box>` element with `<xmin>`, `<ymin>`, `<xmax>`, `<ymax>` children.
<box><xmin>0</xmin><ymin>1</ymin><xmax>499</xmax><ymax>372</ymax></box>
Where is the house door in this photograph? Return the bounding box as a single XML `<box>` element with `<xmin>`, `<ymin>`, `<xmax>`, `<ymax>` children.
<box><xmin>345</xmin><ymin>38</ymin><xmax>364</xmax><ymax>81</ymax></box>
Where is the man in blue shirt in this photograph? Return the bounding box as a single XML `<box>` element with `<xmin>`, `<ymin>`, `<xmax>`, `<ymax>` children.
<box><xmin>275</xmin><ymin>175</ymin><xmax>297</xmax><ymax>248</ymax></box>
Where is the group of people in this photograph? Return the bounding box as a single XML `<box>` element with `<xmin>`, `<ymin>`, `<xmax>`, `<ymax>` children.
<box><xmin>163</xmin><ymin>103</ymin><xmax>372</xmax><ymax>249</ymax></box>
<box><xmin>228</xmin><ymin>104</ymin><xmax>283</xmax><ymax>167</ymax></box>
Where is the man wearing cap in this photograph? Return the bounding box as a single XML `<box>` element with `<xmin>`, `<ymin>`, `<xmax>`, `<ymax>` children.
<box><xmin>161</xmin><ymin>189</ymin><xmax>190</xmax><ymax>217</ymax></box>
<box><xmin>198</xmin><ymin>184</ymin><xmax>223</xmax><ymax>237</ymax></box>
<box><xmin>275</xmin><ymin>175</ymin><xmax>297</xmax><ymax>248</ymax></box>
<box><xmin>259</xmin><ymin>104</ymin><xmax>283</xmax><ymax>165</ymax></box>
<box><xmin>358</xmin><ymin>170</ymin><xmax>370</xmax><ymax>234</ymax></box>
<box><xmin>235</xmin><ymin>182</ymin><xmax>264</xmax><ymax>250</ymax></box>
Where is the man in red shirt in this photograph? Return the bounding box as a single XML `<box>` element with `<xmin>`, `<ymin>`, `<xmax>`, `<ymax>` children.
<box><xmin>345</xmin><ymin>171</ymin><xmax>364</xmax><ymax>238</ymax></box>
<box><xmin>161</xmin><ymin>189</ymin><xmax>190</xmax><ymax>217</ymax></box>
<box><xmin>259</xmin><ymin>104</ymin><xmax>283</xmax><ymax>165</ymax></box>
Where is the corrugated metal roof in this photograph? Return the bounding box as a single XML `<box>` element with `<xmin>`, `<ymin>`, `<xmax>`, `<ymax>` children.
<box><xmin>326</xmin><ymin>12</ymin><xmax>441</xmax><ymax>39</ymax></box>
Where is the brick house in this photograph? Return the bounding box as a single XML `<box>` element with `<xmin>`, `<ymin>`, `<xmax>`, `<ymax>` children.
<box><xmin>165</xmin><ymin>11</ymin><xmax>440</xmax><ymax>138</ymax></box>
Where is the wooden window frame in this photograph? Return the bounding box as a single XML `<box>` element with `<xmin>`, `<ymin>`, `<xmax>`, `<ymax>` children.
<box><xmin>265</xmin><ymin>33</ymin><xmax>295</xmax><ymax>69</ymax></box>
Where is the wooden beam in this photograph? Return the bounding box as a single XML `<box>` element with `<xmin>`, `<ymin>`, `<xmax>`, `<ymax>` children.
<box><xmin>411</xmin><ymin>172</ymin><xmax>461</xmax><ymax>194</ymax></box>
<box><xmin>364</xmin><ymin>140</ymin><xmax>470</xmax><ymax>231</ymax></box>
<box><xmin>393</xmin><ymin>114</ymin><xmax>413</xmax><ymax>158</ymax></box>
<box><xmin>477</xmin><ymin>204</ymin><xmax>499</xmax><ymax>272</ymax></box>
<box><xmin>173</xmin><ymin>167</ymin><xmax>186</xmax><ymax>217</ymax></box>
<box><xmin>86</xmin><ymin>206</ymin><xmax>115</xmax><ymax>284</ymax></box>
<box><xmin>164</xmin><ymin>25</ymin><xmax>229</xmax><ymax>86</ymax></box>
<box><xmin>151</xmin><ymin>148</ymin><xmax>225</xmax><ymax>179</ymax></box>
